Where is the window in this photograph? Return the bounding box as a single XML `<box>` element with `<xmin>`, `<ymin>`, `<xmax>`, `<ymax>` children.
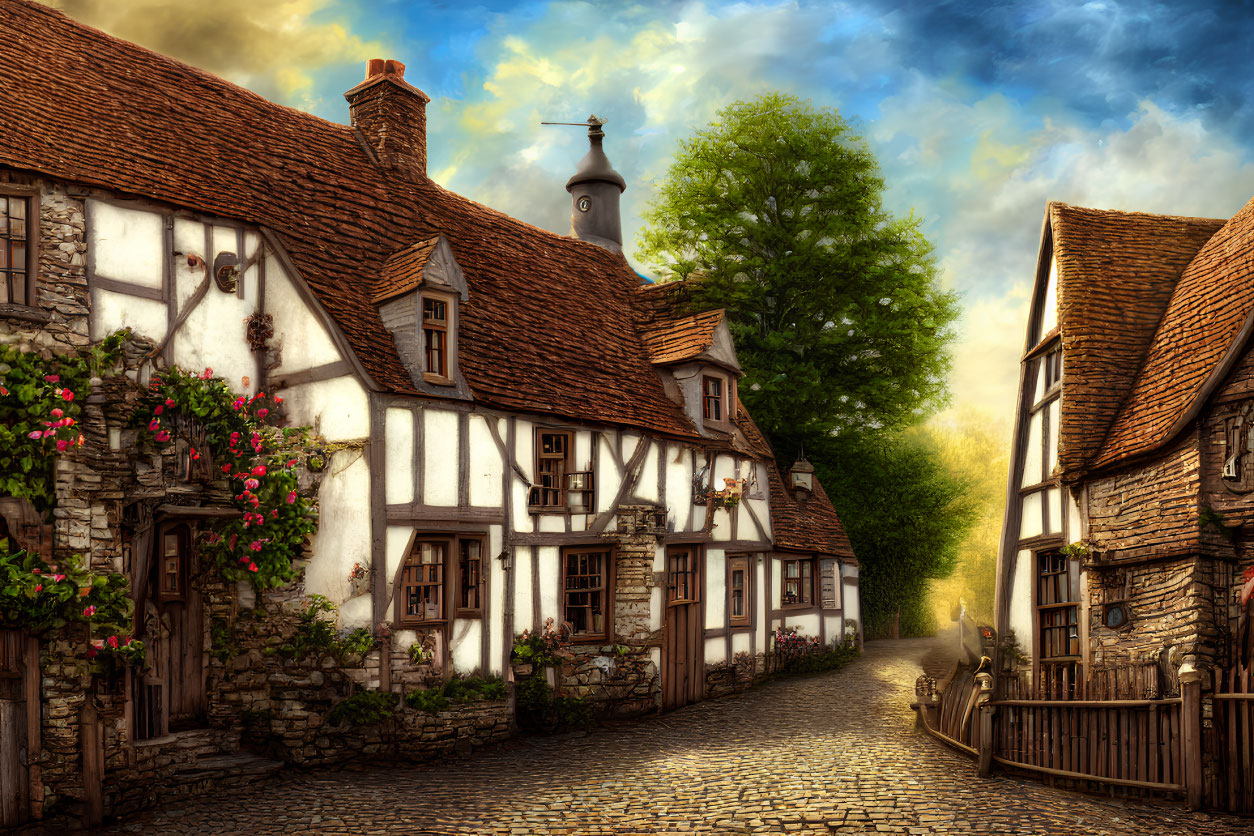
<box><xmin>1043</xmin><ymin>346</ymin><xmax>1062</xmax><ymax>390</ymax></box>
<box><xmin>1036</xmin><ymin>550</ymin><xmax>1079</xmax><ymax>689</ymax></box>
<box><xmin>703</xmin><ymin>376</ymin><xmax>724</xmax><ymax>423</ymax></box>
<box><xmin>157</xmin><ymin>524</ymin><xmax>189</xmax><ymax>602</ymax></box>
<box><xmin>458</xmin><ymin>537</ymin><xmax>483</xmax><ymax>615</ymax></box>
<box><xmin>666</xmin><ymin>546</ymin><xmax>700</xmax><ymax>605</ymax></box>
<box><xmin>728</xmin><ymin>555</ymin><xmax>750</xmax><ymax>626</ymax></box>
<box><xmin>562</xmin><ymin>547</ymin><xmax>611</xmax><ymax>640</ymax></box>
<box><xmin>0</xmin><ymin>195</ymin><xmax>31</xmax><ymax>306</ymax></box>
<box><xmin>400</xmin><ymin>540</ymin><xmax>446</xmax><ymax>624</ymax></box>
<box><xmin>422</xmin><ymin>295</ymin><xmax>450</xmax><ymax>382</ymax></box>
<box><xmin>535</xmin><ymin>431</ymin><xmax>568</xmax><ymax>508</ymax></box>
<box><xmin>782</xmin><ymin>558</ymin><xmax>813</xmax><ymax>606</ymax></box>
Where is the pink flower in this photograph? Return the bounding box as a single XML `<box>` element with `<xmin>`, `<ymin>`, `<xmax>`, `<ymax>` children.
<box><xmin>27</xmin><ymin>430</ymin><xmax>42</xmax><ymax>439</ymax></box>
<box><xmin>62</xmin><ymin>390</ymin><xmax>74</xmax><ymax>402</ymax></box>
<box><xmin>155</xmin><ymin>431</ymin><xmax>170</xmax><ymax>443</ymax></box>
<box><xmin>31</xmin><ymin>569</ymin><xmax>40</xmax><ymax>575</ymax></box>
<box><xmin>82</xmin><ymin>605</ymin><xmax>97</xmax><ymax>618</ymax></box>
<box><xmin>165</xmin><ymin>398</ymin><xmax>176</xmax><ymax>408</ymax></box>
<box><xmin>52</xmin><ymin>574</ymin><xmax>65</xmax><ymax>583</ymax></box>
<box><xmin>153</xmin><ymin>404</ymin><xmax>163</xmax><ymax>416</ymax></box>
<box><xmin>56</xmin><ymin>440</ymin><xmax>68</xmax><ymax>452</ymax></box>
<box><xmin>44</xmin><ymin>374</ymin><xmax>59</xmax><ymax>383</ymax></box>
<box><xmin>286</xmin><ymin>491</ymin><xmax>297</xmax><ymax>504</ymax></box>
<box><xmin>251</xmin><ymin>465</ymin><xmax>266</xmax><ymax>476</ymax></box>
<box><xmin>200</xmin><ymin>367</ymin><xmax>213</xmax><ymax>380</ymax></box>
<box><xmin>107</xmin><ymin>635</ymin><xmax>118</xmax><ymax>649</ymax></box>
<box><xmin>228</xmin><ymin>534</ymin><xmax>238</xmax><ymax>550</ymax></box>
<box><xmin>250</xmin><ymin>496</ymin><xmax>259</xmax><ymax>508</ymax></box>
<box><xmin>50</xmin><ymin>408</ymin><xmax>63</xmax><ymax>419</ymax></box>
<box><xmin>270</xmin><ymin>509</ymin><xmax>278</xmax><ymax>519</ymax></box>
<box><xmin>247</xmin><ymin>562</ymin><xmax>259</xmax><ymax>573</ymax></box>
<box><xmin>250</xmin><ymin>540</ymin><xmax>262</xmax><ymax>552</ymax></box>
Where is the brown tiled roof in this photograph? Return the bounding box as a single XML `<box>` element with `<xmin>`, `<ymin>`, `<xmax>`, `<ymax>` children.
<box><xmin>639</xmin><ymin>309</ymin><xmax>724</xmax><ymax>365</ymax></box>
<box><xmin>373</xmin><ymin>238</ymin><xmax>438</xmax><ymax>304</ymax></box>
<box><xmin>1088</xmin><ymin>197</ymin><xmax>1254</xmax><ymax>470</ymax></box>
<box><xmin>736</xmin><ymin>410</ymin><xmax>854</xmax><ymax>559</ymax></box>
<box><xmin>1050</xmin><ymin>203</ymin><xmax>1225</xmax><ymax>476</ymax></box>
<box><xmin>0</xmin><ymin>0</ymin><xmax>698</xmax><ymax>438</ymax></box>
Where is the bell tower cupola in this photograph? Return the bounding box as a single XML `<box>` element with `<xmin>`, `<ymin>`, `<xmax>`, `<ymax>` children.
<box><xmin>563</xmin><ymin>115</ymin><xmax>626</xmax><ymax>252</ymax></box>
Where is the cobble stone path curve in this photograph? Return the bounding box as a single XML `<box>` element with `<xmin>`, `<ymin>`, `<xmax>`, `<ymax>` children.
<box><xmin>96</xmin><ymin>638</ymin><xmax>1254</xmax><ymax>835</ymax></box>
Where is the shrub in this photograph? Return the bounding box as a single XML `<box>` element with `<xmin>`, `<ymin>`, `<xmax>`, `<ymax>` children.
<box><xmin>515</xmin><ymin>675</ymin><xmax>590</xmax><ymax>734</ymax></box>
<box><xmin>406</xmin><ymin>688</ymin><xmax>450</xmax><ymax>715</ymax></box>
<box><xmin>329</xmin><ymin>690</ymin><xmax>398</xmax><ymax>726</ymax></box>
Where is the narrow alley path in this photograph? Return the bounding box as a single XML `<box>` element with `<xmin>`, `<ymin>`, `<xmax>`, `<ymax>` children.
<box><xmin>93</xmin><ymin>638</ymin><xmax>1254</xmax><ymax>835</ymax></box>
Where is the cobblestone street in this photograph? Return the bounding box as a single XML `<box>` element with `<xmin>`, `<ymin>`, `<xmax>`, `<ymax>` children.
<box><xmin>93</xmin><ymin>638</ymin><xmax>1254</xmax><ymax>835</ymax></box>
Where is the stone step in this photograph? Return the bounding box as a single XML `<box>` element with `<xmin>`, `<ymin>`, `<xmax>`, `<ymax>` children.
<box><xmin>173</xmin><ymin>752</ymin><xmax>284</xmax><ymax>787</ymax></box>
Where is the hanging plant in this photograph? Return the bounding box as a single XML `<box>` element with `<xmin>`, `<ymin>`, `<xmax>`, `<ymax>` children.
<box><xmin>0</xmin><ymin>540</ymin><xmax>134</xmax><ymax>642</ymax></box>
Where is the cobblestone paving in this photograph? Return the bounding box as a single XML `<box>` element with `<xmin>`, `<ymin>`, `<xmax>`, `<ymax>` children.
<box><xmin>98</xmin><ymin>639</ymin><xmax>1254</xmax><ymax>835</ymax></box>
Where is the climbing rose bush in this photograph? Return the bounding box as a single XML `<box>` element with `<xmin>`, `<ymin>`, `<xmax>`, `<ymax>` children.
<box><xmin>135</xmin><ymin>367</ymin><xmax>319</xmax><ymax>589</ymax></box>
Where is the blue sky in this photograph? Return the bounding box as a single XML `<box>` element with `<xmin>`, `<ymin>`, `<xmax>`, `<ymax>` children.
<box><xmin>43</xmin><ymin>0</ymin><xmax>1254</xmax><ymax>422</ymax></box>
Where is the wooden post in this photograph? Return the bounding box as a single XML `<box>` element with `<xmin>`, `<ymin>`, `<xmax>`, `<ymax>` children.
<box><xmin>976</xmin><ymin>671</ymin><xmax>995</xmax><ymax>776</ymax></box>
<box><xmin>80</xmin><ymin>703</ymin><xmax>103</xmax><ymax>828</ymax></box>
<box><xmin>1180</xmin><ymin>663</ymin><xmax>1204</xmax><ymax>810</ymax></box>
<box><xmin>893</xmin><ymin>607</ymin><xmax>901</xmax><ymax>640</ymax></box>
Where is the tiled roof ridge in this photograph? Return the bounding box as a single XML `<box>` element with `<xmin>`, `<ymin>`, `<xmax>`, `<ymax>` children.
<box><xmin>1048</xmin><ymin>200</ymin><xmax>1227</xmax><ymax>227</ymax></box>
<box><xmin>1087</xmin><ymin>193</ymin><xmax>1254</xmax><ymax>472</ymax></box>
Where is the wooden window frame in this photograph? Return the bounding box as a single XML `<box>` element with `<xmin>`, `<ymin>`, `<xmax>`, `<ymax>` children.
<box><xmin>533</xmin><ymin>429</ymin><xmax>570</xmax><ymax>510</ymax></box>
<box><xmin>666</xmin><ymin>545</ymin><xmax>702</xmax><ymax>606</ymax></box>
<box><xmin>396</xmin><ymin>535</ymin><xmax>451</xmax><ymax>626</ymax></box>
<box><xmin>455</xmin><ymin>535</ymin><xmax>485</xmax><ymax>617</ymax></box>
<box><xmin>420</xmin><ymin>291</ymin><xmax>455</xmax><ymax>386</ymax></box>
<box><xmin>702</xmin><ymin>374</ymin><xmax>725</xmax><ymax>425</ymax></box>
<box><xmin>728</xmin><ymin>554</ymin><xmax>750</xmax><ymax>626</ymax></box>
<box><xmin>155</xmin><ymin>523</ymin><xmax>190</xmax><ymax>603</ymax></box>
<box><xmin>1035</xmin><ymin>549</ymin><xmax>1079</xmax><ymax>664</ymax></box>
<box><xmin>781</xmin><ymin>557</ymin><xmax>815</xmax><ymax>608</ymax></box>
<box><xmin>0</xmin><ymin>189</ymin><xmax>36</xmax><ymax>310</ymax></box>
<box><xmin>561</xmin><ymin>545</ymin><xmax>614</xmax><ymax>642</ymax></box>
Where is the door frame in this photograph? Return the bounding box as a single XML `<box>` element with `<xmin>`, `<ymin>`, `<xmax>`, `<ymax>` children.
<box><xmin>662</xmin><ymin>544</ymin><xmax>704</xmax><ymax>711</ymax></box>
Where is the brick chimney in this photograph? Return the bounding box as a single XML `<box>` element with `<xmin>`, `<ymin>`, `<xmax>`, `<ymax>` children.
<box><xmin>345</xmin><ymin>59</ymin><xmax>430</xmax><ymax>176</ymax></box>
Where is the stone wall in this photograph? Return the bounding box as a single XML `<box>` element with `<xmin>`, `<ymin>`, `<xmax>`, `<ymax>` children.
<box><xmin>703</xmin><ymin>651</ymin><xmax>765</xmax><ymax>699</ymax></box>
<box><xmin>557</xmin><ymin>644</ymin><xmax>659</xmax><ymax>717</ymax></box>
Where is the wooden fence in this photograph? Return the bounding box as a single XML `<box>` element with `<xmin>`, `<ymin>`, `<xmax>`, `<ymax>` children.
<box><xmin>919</xmin><ymin>660</ymin><xmax>1201</xmax><ymax>803</ymax></box>
<box><xmin>1212</xmin><ymin>662</ymin><xmax>1254</xmax><ymax>813</ymax></box>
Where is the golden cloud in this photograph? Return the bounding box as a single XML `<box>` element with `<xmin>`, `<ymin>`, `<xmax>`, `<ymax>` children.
<box><xmin>39</xmin><ymin>0</ymin><xmax>384</xmax><ymax>108</ymax></box>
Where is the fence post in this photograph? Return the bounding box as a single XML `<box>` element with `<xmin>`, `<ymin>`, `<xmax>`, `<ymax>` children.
<box><xmin>892</xmin><ymin>607</ymin><xmax>901</xmax><ymax>640</ymax></box>
<box><xmin>975</xmin><ymin>671</ymin><xmax>994</xmax><ymax>776</ymax></box>
<box><xmin>80</xmin><ymin>702</ymin><xmax>103</xmax><ymax>828</ymax></box>
<box><xmin>1180</xmin><ymin>661</ymin><xmax>1204</xmax><ymax>810</ymax></box>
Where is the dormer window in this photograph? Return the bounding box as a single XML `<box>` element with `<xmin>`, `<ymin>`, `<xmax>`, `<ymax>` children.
<box><xmin>703</xmin><ymin>376</ymin><xmax>723</xmax><ymax>423</ymax></box>
<box><xmin>422</xmin><ymin>295</ymin><xmax>450</xmax><ymax>381</ymax></box>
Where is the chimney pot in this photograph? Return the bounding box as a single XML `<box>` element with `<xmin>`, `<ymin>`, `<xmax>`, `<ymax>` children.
<box><xmin>385</xmin><ymin>59</ymin><xmax>406</xmax><ymax>78</ymax></box>
<box><xmin>366</xmin><ymin>58</ymin><xmax>386</xmax><ymax>79</ymax></box>
<box><xmin>346</xmin><ymin>59</ymin><xmax>430</xmax><ymax>177</ymax></box>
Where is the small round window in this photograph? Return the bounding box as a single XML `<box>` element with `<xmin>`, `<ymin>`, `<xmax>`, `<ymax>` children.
<box><xmin>577</xmin><ymin>196</ymin><xmax>592</xmax><ymax>213</ymax></box>
<box><xmin>1103</xmin><ymin>603</ymin><xmax>1128</xmax><ymax>630</ymax></box>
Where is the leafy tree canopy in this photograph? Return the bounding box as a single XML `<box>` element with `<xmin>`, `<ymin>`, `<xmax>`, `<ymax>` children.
<box><xmin>638</xmin><ymin>92</ymin><xmax>960</xmax><ymax>439</ymax></box>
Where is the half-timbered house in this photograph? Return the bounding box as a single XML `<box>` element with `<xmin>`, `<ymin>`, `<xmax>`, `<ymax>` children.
<box><xmin>0</xmin><ymin>0</ymin><xmax>859</xmax><ymax>825</ymax></box>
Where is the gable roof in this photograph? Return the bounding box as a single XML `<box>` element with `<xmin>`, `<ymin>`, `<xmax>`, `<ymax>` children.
<box><xmin>1087</xmin><ymin>196</ymin><xmax>1254</xmax><ymax>471</ymax></box>
<box><xmin>0</xmin><ymin>0</ymin><xmax>698</xmax><ymax>439</ymax></box>
<box><xmin>373</xmin><ymin>238</ymin><xmax>439</xmax><ymax>304</ymax></box>
<box><xmin>639</xmin><ymin>309</ymin><xmax>725</xmax><ymax>365</ymax></box>
<box><xmin>1049</xmin><ymin>202</ymin><xmax>1226</xmax><ymax>476</ymax></box>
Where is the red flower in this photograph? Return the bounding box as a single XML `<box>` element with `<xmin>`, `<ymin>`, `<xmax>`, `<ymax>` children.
<box><xmin>27</xmin><ymin>430</ymin><xmax>42</xmax><ymax>439</ymax></box>
<box><xmin>200</xmin><ymin>367</ymin><xmax>213</xmax><ymax>380</ymax></box>
<box><xmin>56</xmin><ymin>440</ymin><xmax>68</xmax><ymax>452</ymax></box>
<box><xmin>155</xmin><ymin>430</ymin><xmax>170</xmax><ymax>443</ymax></box>
<box><xmin>82</xmin><ymin>605</ymin><xmax>97</xmax><ymax>618</ymax></box>
<box><xmin>0</xmin><ymin>386</ymin><xmax>8</xmax><ymax>396</ymax></box>
<box><xmin>274</xmin><ymin>396</ymin><xmax>283</xmax><ymax>404</ymax></box>
<box><xmin>107</xmin><ymin>636</ymin><xmax>119</xmax><ymax>649</ymax></box>
<box><xmin>62</xmin><ymin>390</ymin><xmax>74</xmax><ymax>402</ymax></box>
<box><xmin>31</xmin><ymin>569</ymin><xmax>39</xmax><ymax>575</ymax></box>
<box><xmin>44</xmin><ymin>374</ymin><xmax>59</xmax><ymax>383</ymax></box>
<box><xmin>190</xmin><ymin>447</ymin><xmax>200</xmax><ymax>460</ymax></box>
<box><xmin>153</xmin><ymin>404</ymin><xmax>163</xmax><ymax>416</ymax></box>
<box><xmin>250</xmin><ymin>540</ymin><xmax>262</xmax><ymax>551</ymax></box>
<box><xmin>86</xmin><ymin>647</ymin><xmax>97</xmax><ymax>660</ymax></box>
<box><xmin>257</xmin><ymin>408</ymin><xmax>269</xmax><ymax>419</ymax></box>
<box><xmin>251</xmin><ymin>465</ymin><xmax>267</xmax><ymax>476</ymax></box>
<box><xmin>165</xmin><ymin>398</ymin><xmax>176</xmax><ymax>408</ymax></box>
<box><xmin>286</xmin><ymin>491</ymin><xmax>297</xmax><ymax>504</ymax></box>
<box><xmin>50</xmin><ymin>407</ymin><xmax>63</xmax><ymax>418</ymax></box>
<box><xmin>148</xmin><ymin>419</ymin><xmax>160</xmax><ymax>431</ymax></box>
<box><xmin>34</xmin><ymin>584</ymin><xmax>41</xmax><ymax>592</ymax></box>
<box><xmin>221</xmin><ymin>463</ymin><xmax>232</xmax><ymax>473</ymax></box>
<box><xmin>247</xmin><ymin>562</ymin><xmax>259</xmax><ymax>573</ymax></box>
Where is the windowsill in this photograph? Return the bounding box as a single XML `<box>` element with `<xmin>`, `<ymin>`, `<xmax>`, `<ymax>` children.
<box><xmin>0</xmin><ymin>303</ymin><xmax>49</xmax><ymax>324</ymax></box>
<box><xmin>527</xmin><ymin>506</ymin><xmax>594</xmax><ymax>516</ymax></box>
<box><xmin>567</xmin><ymin>636</ymin><xmax>608</xmax><ymax>646</ymax></box>
<box><xmin>454</xmin><ymin>609</ymin><xmax>483</xmax><ymax>619</ymax></box>
<box><xmin>399</xmin><ymin>619</ymin><xmax>447</xmax><ymax>627</ymax></box>
<box><xmin>780</xmin><ymin>602</ymin><xmax>816</xmax><ymax>610</ymax></box>
<box><xmin>422</xmin><ymin>372</ymin><xmax>455</xmax><ymax>386</ymax></box>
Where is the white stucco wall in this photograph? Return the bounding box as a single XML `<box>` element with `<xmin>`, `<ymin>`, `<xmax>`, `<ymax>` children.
<box><xmin>450</xmin><ymin>620</ymin><xmax>482</xmax><ymax>675</ymax></box>
<box><xmin>90</xmin><ymin>200</ymin><xmax>164</xmax><ymax>288</ymax></box>
<box><xmin>732</xmin><ymin>631</ymin><xmax>751</xmax><ymax>657</ymax></box>
<box><xmin>666</xmin><ymin>444</ymin><xmax>692</xmax><ymax>532</ymax></box>
<box><xmin>513</xmin><ymin>547</ymin><xmax>534</xmax><ymax>630</ymax></box>
<box><xmin>90</xmin><ymin>287</ymin><xmax>167</xmax><ymax>342</ymax></box>
<box><xmin>276</xmin><ymin>375</ymin><xmax>369</xmax><ymax>442</ymax></box>
<box><xmin>705</xmin><ymin>549</ymin><xmax>726</xmax><ymax>629</ymax></box>
<box><xmin>704</xmin><ymin>637</ymin><xmax>724</xmax><ymax>665</ymax></box>
<box><xmin>385</xmin><ymin>408</ymin><xmax>415</xmax><ymax>505</ymax></box>
<box><xmin>537</xmin><ymin>546</ymin><xmax>560</xmax><ymax>627</ymax></box>
<box><xmin>1009</xmin><ymin>548</ymin><xmax>1035</xmax><ymax>658</ymax></box>
<box><xmin>423</xmin><ymin>409</ymin><xmax>459</xmax><ymax>506</ymax></box>
<box><xmin>488</xmin><ymin>525</ymin><xmax>504</xmax><ymax>674</ymax></box>
<box><xmin>267</xmin><ymin>258</ymin><xmax>344</xmax><ymax>375</ymax></box>
<box><xmin>636</xmin><ymin>441</ymin><xmax>660</xmax><ymax>503</ymax></box>
<box><xmin>305</xmin><ymin>452</ymin><xmax>372</xmax><ymax>624</ymax></box>
<box><xmin>468</xmin><ymin>415</ymin><xmax>504</xmax><ymax>507</ymax></box>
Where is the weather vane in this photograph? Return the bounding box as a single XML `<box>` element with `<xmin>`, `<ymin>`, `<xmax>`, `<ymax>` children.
<box><xmin>541</xmin><ymin>114</ymin><xmax>608</xmax><ymax>136</ymax></box>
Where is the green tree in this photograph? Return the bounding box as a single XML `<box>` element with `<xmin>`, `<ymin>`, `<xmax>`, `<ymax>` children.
<box><xmin>814</xmin><ymin>430</ymin><xmax>978</xmax><ymax>638</ymax></box>
<box><xmin>638</xmin><ymin>92</ymin><xmax>960</xmax><ymax>439</ymax></box>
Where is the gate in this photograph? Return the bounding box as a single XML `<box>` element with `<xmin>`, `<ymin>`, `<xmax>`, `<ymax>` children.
<box><xmin>1212</xmin><ymin>662</ymin><xmax>1254</xmax><ymax>812</ymax></box>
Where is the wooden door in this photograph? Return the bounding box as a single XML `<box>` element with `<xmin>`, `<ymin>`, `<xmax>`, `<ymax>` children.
<box><xmin>136</xmin><ymin>523</ymin><xmax>205</xmax><ymax>737</ymax></box>
<box><xmin>0</xmin><ymin>630</ymin><xmax>29</xmax><ymax>827</ymax></box>
<box><xmin>663</xmin><ymin>546</ymin><xmax>703</xmax><ymax>711</ymax></box>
